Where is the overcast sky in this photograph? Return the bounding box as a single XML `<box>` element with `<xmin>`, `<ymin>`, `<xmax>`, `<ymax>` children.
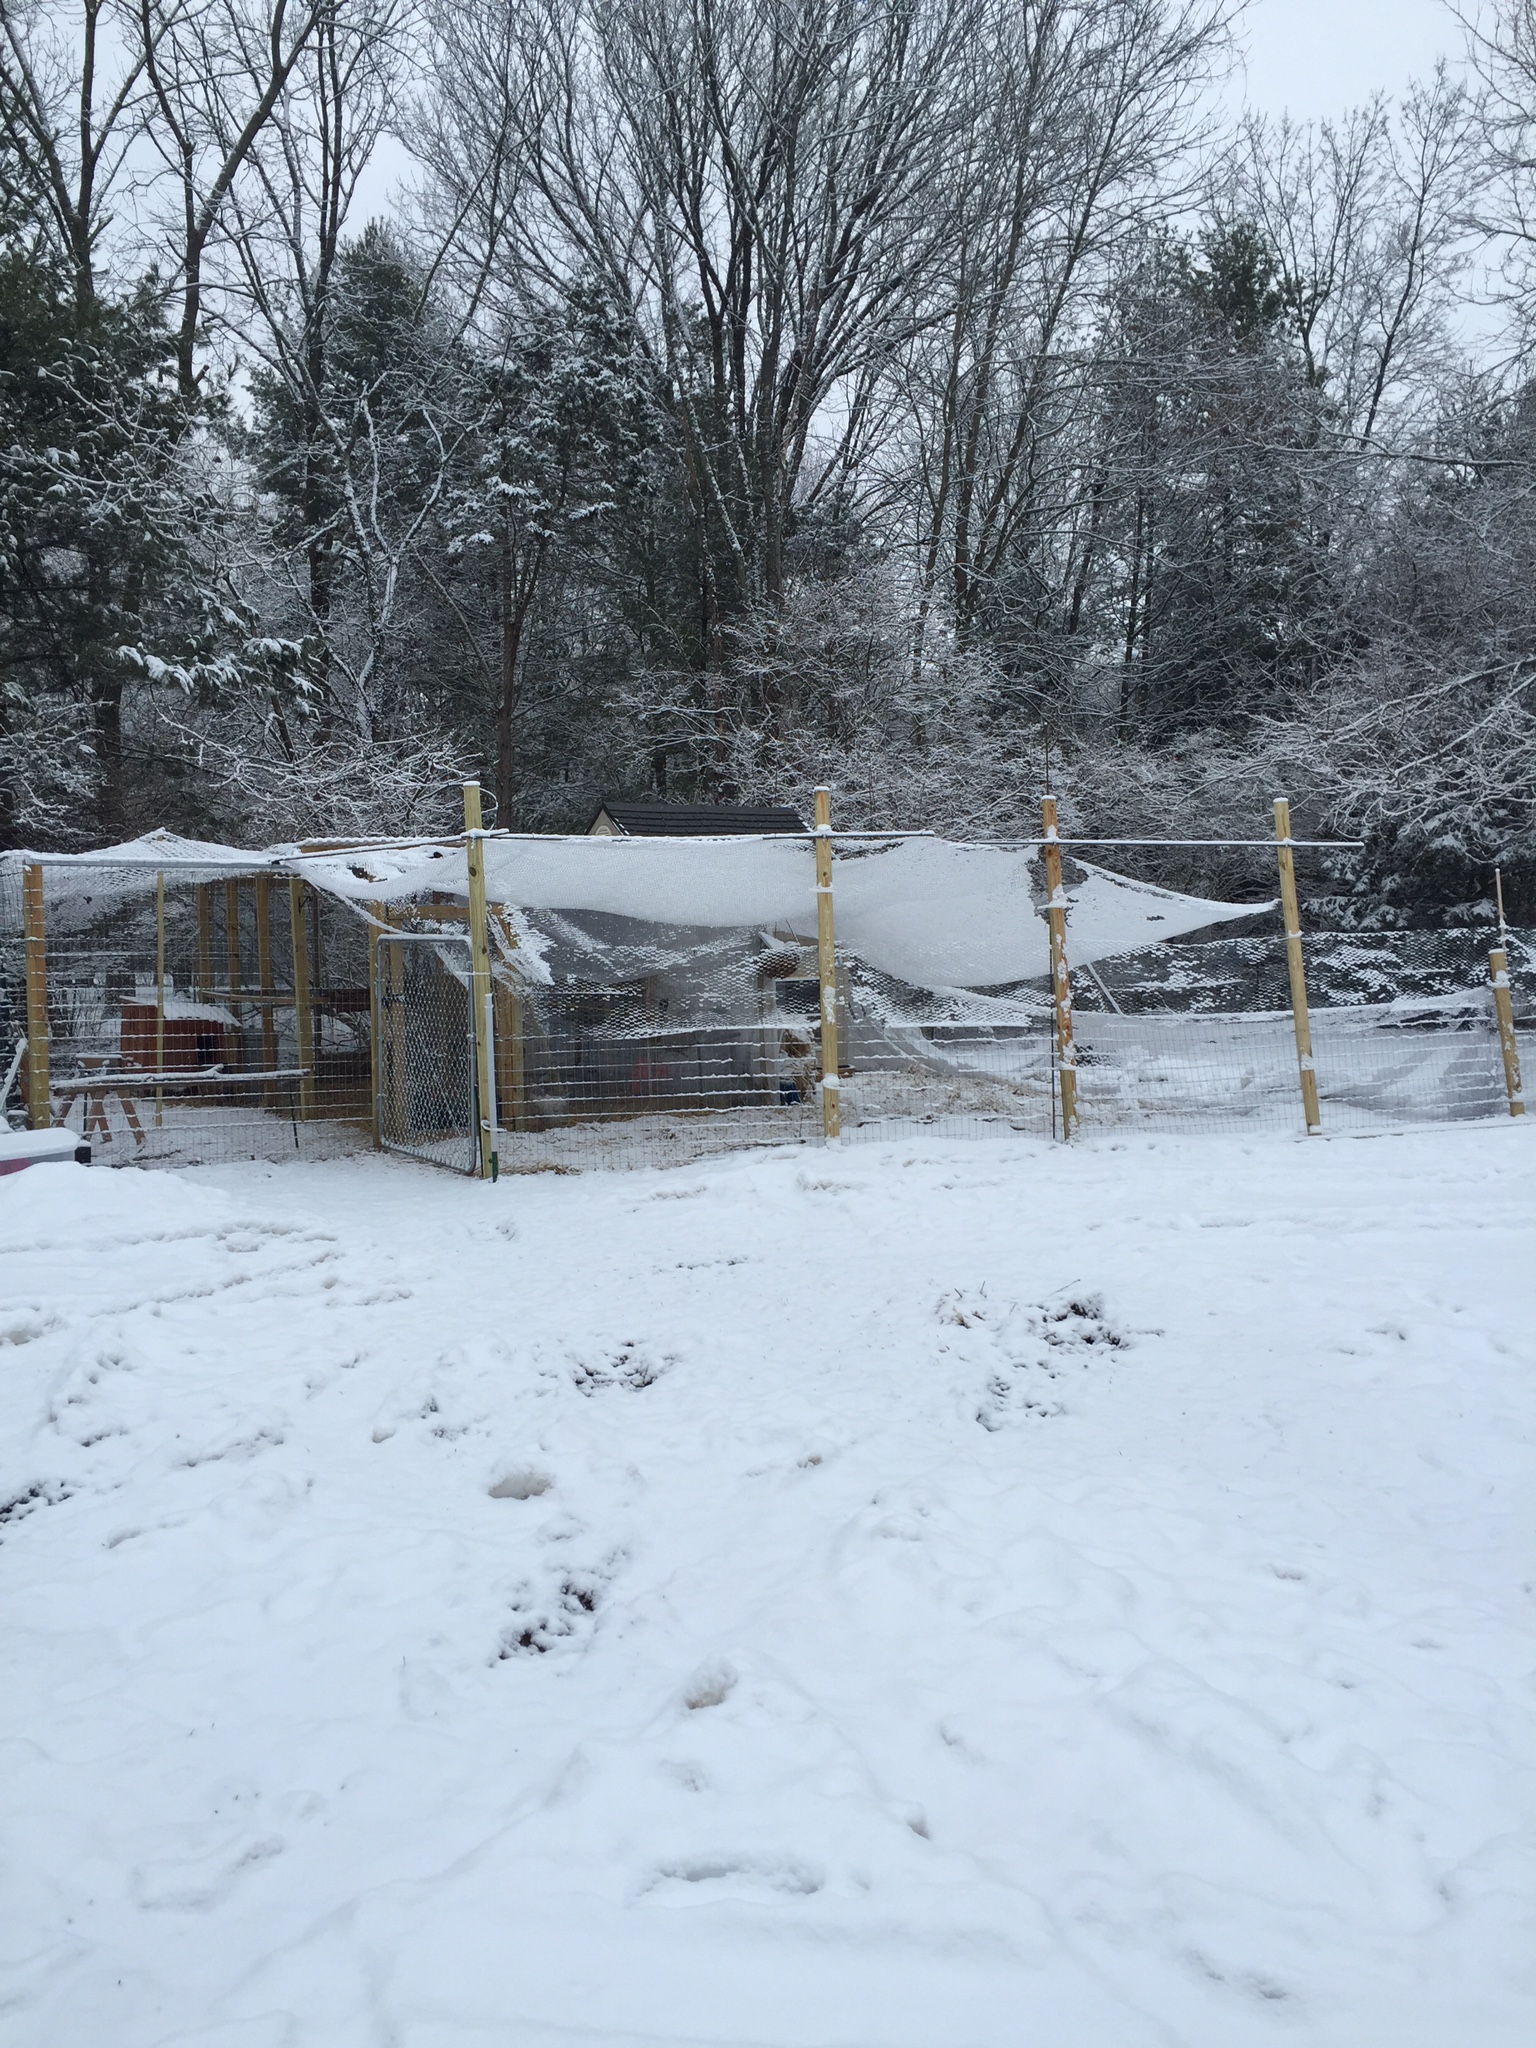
<box><xmin>1233</xmin><ymin>0</ymin><xmax>1463</xmax><ymax>120</ymax></box>
<box><xmin>351</xmin><ymin>2</ymin><xmax>1470</xmax><ymax>224</ymax></box>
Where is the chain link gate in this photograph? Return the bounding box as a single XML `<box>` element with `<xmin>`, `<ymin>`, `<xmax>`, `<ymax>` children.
<box><xmin>375</xmin><ymin>931</ymin><xmax>480</xmax><ymax>1173</ymax></box>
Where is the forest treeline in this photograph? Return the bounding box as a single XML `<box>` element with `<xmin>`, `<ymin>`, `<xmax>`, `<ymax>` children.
<box><xmin>6</xmin><ymin>0</ymin><xmax>1536</xmax><ymax>916</ymax></box>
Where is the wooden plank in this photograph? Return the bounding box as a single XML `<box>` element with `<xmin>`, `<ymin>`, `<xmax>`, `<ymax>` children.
<box><xmin>52</xmin><ymin>1066</ymin><xmax>313</xmax><ymax>1093</ymax></box>
<box><xmin>255</xmin><ymin>875</ymin><xmax>279</xmax><ymax>1099</ymax></box>
<box><xmin>155</xmin><ymin>871</ymin><xmax>166</xmax><ymax>1128</ymax></box>
<box><xmin>22</xmin><ymin>862</ymin><xmax>50</xmax><ymax>1129</ymax></box>
<box><xmin>813</xmin><ymin>787</ymin><xmax>842</xmax><ymax>1140</ymax></box>
<box><xmin>489</xmin><ymin>906</ymin><xmax>525</xmax><ymax>1132</ymax></box>
<box><xmin>196</xmin><ymin>884</ymin><xmax>213</xmax><ymax>996</ymax></box>
<box><xmin>289</xmin><ymin>878</ymin><xmax>316</xmax><ymax>1120</ymax></box>
<box><xmin>369</xmin><ymin>906</ymin><xmax>390</xmax><ymax>1148</ymax></box>
<box><xmin>1040</xmin><ymin>797</ymin><xmax>1078</xmax><ymax>1138</ymax></box>
<box><xmin>1273</xmin><ymin>798</ymin><xmax>1322</xmax><ymax>1133</ymax></box>
<box><xmin>493</xmin><ymin>986</ymin><xmax>524</xmax><ymax>1133</ymax></box>
<box><xmin>464</xmin><ymin>783</ymin><xmax>498</xmax><ymax>1176</ymax></box>
<box><xmin>1489</xmin><ymin>948</ymin><xmax>1526</xmax><ymax>1117</ymax></box>
<box><xmin>225</xmin><ymin>879</ymin><xmax>242</xmax><ymax>1001</ymax></box>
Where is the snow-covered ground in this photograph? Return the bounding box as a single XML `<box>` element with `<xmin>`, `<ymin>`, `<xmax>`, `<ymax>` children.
<box><xmin>3</xmin><ymin>1125</ymin><xmax>1533</xmax><ymax>2047</ymax></box>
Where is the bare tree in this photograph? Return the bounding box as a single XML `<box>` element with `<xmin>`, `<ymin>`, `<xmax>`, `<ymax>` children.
<box><xmin>894</xmin><ymin>0</ymin><xmax>1231</xmax><ymax>674</ymax></box>
<box><xmin>1465</xmin><ymin>0</ymin><xmax>1536</xmax><ymax>349</ymax></box>
<box><xmin>0</xmin><ymin>0</ymin><xmax>161</xmax><ymax>303</ymax></box>
<box><xmin>221</xmin><ymin>0</ymin><xmax>413</xmax><ymax>672</ymax></box>
<box><xmin>419</xmin><ymin>0</ymin><xmax>988</xmax><ymax>664</ymax></box>
<box><xmin>136</xmin><ymin>0</ymin><xmax>330</xmax><ymax>392</ymax></box>
<box><xmin>1226</xmin><ymin>75</ymin><xmax>1476</xmax><ymax>446</ymax></box>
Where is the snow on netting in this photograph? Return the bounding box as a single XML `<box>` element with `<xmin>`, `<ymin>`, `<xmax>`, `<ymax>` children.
<box><xmin>3</xmin><ymin>832</ymin><xmax>1527</xmax><ymax>1170</ymax></box>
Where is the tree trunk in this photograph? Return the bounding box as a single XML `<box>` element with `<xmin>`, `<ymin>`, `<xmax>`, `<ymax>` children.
<box><xmin>496</xmin><ymin>527</ymin><xmax>521</xmax><ymax>827</ymax></box>
<box><xmin>92</xmin><ymin>675</ymin><xmax>127</xmax><ymax>838</ymax></box>
<box><xmin>497</xmin><ymin>517</ymin><xmax>545</xmax><ymax>827</ymax></box>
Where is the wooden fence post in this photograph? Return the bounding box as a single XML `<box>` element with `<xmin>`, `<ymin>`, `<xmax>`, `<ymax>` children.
<box><xmin>490</xmin><ymin>907</ymin><xmax>525</xmax><ymax>1134</ymax></box>
<box><xmin>196</xmin><ymin>884</ymin><xmax>214</xmax><ymax>997</ymax></box>
<box><xmin>494</xmin><ymin>986</ymin><xmax>524</xmax><ymax>1133</ymax></box>
<box><xmin>464</xmin><ymin>783</ymin><xmax>498</xmax><ymax>1178</ymax></box>
<box><xmin>23</xmin><ymin>862</ymin><xmax>50</xmax><ymax>1129</ymax></box>
<box><xmin>1273</xmin><ymin>797</ymin><xmax>1322</xmax><ymax>1134</ymax></box>
<box><xmin>1040</xmin><ymin>797</ymin><xmax>1078</xmax><ymax>1138</ymax></box>
<box><xmin>813</xmin><ymin>786</ymin><xmax>842</xmax><ymax>1140</ymax></box>
<box><xmin>155</xmin><ymin>871</ymin><xmax>167</xmax><ymax>1128</ymax></box>
<box><xmin>225</xmin><ymin>878</ymin><xmax>243</xmax><ymax>1064</ymax></box>
<box><xmin>1489</xmin><ymin>949</ymin><xmax>1525</xmax><ymax>1117</ymax></box>
<box><xmin>289</xmin><ymin>878</ymin><xmax>315</xmax><ymax>1120</ymax></box>
<box><xmin>255</xmin><ymin>874</ymin><xmax>279</xmax><ymax>1098</ymax></box>
<box><xmin>369</xmin><ymin>907</ymin><xmax>386</xmax><ymax>1149</ymax></box>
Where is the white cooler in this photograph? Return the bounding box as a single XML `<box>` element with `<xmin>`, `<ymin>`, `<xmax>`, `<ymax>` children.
<box><xmin>0</xmin><ymin>1129</ymin><xmax>92</xmax><ymax>1176</ymax></box>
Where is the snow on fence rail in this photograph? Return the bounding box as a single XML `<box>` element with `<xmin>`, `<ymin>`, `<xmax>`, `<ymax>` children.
<box><xmin>2</xmin><ymin>793</ymin><xmax>1527</xmax><ymax>1173</ymax></box>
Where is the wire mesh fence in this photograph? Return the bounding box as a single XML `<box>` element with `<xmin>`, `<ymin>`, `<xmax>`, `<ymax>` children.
<box><xmin>485</xmin><ymin>989</ymin><xmax>1520</xmax><ymax>1169</ymax></box>
<box><xmin>494</xmin><ymin>994</ymin><xmax>824</xmax><ymax>1172</ymax></box>
<box><xmin>1088</xmin><ymin>922</ymin><xmax>1536</xmax><ymax>1015</ymax></box>
<box><xmin>1072</xmin><ymin>998</ymin><xmax>1508</xmax><ymax>1135</ymax></box>
<box><xmin>1</xmin><ymin>862</ymin><xmax>374</xmax><ymax>1168</ymax></box>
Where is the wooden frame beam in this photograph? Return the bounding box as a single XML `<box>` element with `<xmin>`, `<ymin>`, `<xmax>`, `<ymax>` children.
<box><xmin>1274</xmin><ymin>798</ymin><xmax>1322</xmax><ymax>1134</ymax></box>
<box><xmin>813</xmin><ymin>787</ymin><xmax>842</xmax><ymax>1141</ymax></box>
<box><xmin>1041</xmin><ymin>797</ymin><xmax>1078</xmax><ymax>1138</ymax></box>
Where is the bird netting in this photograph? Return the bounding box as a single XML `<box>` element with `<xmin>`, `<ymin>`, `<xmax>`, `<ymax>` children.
<box><xmin>291</xmin><ymin>831</ymin><xmax>1265</xmax><ymax>986</ymax></box>
<box><xmin>2</xmin><ymin>829</ymin><xmax>1526</xmax><ymax>1171</ymax></box>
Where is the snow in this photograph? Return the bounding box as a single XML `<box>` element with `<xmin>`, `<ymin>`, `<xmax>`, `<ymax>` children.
<box><xmin>297</xmin><ymin>834</ymin><xmax>1267</xmax><ymax>986</ymax></box>
<box><xmin>2</xmin><ymin>1126</ymin><xmax>1533</xmax><ymax>2047</ymax></box>
<box><xmin>13</xmin><ymin>830</ymin><xmax>1268</xmax><ymax>988</ymax></box>
<box><xmin>130</xmin><ymin>997</ymin><xmax>241</xmax><ymax>1026</ymax></box>
<box><xmin>7</xmin><ymin>831</ymin><xmax>279</xmax><ymax>884</ymax></box>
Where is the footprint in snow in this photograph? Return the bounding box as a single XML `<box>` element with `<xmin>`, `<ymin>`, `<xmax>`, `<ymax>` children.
<box><xmin>683</xmin><ymin>1661</ymin><xmax>736</xmax><ymax>1710</ymax></box>
<box><xmin>650</xmin><ymin>1856</ymin><xmax>822</xmax><ymax>1897</ymax></box>
<box><xmin>1</xmin><ymin>1312</ymin><xmax>63</xmax><ymax>1347</ymax></box>
<box><xmin>569</xmin><ymin>1341</ymin><xmax>670</xmax><ymax>1393</ymax></box>
<box><xmin>489</xmin><ymin>1467</ymin><xmax>552</xmax><ymax>1500</ymax></box>
<box><xmin>494</xmin><ymin>1550</ymin><xmax>622</xmax><ymax>1659</ymax></box>
<box><xmin>0</xmin><ymin>1479</ymin><xmax>72</xmax><ymax>1533</ymax></box>
<box><xmin>939</xmin><ymin>1288</ymin><xmax>1127</xmax><ymax>1430</ymax></box>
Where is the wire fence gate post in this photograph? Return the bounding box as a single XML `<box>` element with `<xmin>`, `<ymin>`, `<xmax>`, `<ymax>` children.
<box><xmin>464</xmin><ymin>782</ymin><xmax>499</xmax><ymax>1179</ymax></box>
<box><xmin>1488</xmin><ymin>949</ymin><xmax>1526</xmax><ymax>1117</ymax></box>
<box><xmin>813</xmin><ymin>786</ymin><xmax>842</xmax><ymax>1141</ymax></box>
<box><xmin>23</xmin><ymin>860</ymin><xmax>50</xmax><ymax>1129</ymax></box>
<box><xmin>1040</xmin><ymin>797</ymin><xmax>1078</xmax><ymax>1138</ymax></box>
<box><xmin>1273</xmin><ymin>798</ymin><xmax>1322</xmax><ymax>1134</ymax></box>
